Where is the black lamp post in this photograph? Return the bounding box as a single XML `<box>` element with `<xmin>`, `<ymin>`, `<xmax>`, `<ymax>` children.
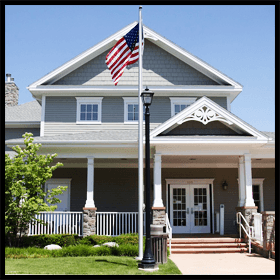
<box><xmin>138</xmin><ymin>87</ymin><xmax>158</xmax><ymax>271</ymax></box>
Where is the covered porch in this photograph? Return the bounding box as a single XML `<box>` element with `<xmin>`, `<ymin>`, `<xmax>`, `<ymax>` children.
<box><xmin>28</xmin><ymin>152</ymin><xmax>274</xmax><ymax>240</ymax></box>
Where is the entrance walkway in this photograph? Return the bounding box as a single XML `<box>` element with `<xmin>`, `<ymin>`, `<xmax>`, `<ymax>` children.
<box><xmin>169</xmin><ymin>253</ymin><xmax>275</xmax><ymax>275</ymax></box>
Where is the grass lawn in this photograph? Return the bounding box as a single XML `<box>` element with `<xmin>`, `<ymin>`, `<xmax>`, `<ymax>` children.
<box><xmin>5</xmin><ymin>255</ymin><xmax>182</xmax><ymax>275</ymax></box>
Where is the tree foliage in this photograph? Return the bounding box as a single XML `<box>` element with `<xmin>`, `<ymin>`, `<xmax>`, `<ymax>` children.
<box><xmin>5</xmin><ymin>133</ymin><xmax>67</xmax><ymax>246</ymax></box>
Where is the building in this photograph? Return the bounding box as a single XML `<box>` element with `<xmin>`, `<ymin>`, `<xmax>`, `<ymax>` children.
<box><xmin>5</xmin><ymin>22</ymin><xmax>275</xmax><ymax>239</ymax></box>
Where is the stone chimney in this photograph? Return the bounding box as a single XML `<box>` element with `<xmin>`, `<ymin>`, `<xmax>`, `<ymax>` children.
<box><xmin>5</xmin><ymin>74</ymin><xmax>19</xmax><ymax>107</ymax></box>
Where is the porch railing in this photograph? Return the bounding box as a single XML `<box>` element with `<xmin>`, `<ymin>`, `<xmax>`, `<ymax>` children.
<box><xmin>236</xmin><ymin>212</ymin><xmax>253</xmax><ymax>253</ymax></box>
<box><xmin>252</xmin><ymin>213</ymin><xmax>263</xmax><ymax>245</ymax></box>
<box><xmin>96</xmin><ymin>212</ymin><xmax>146</xmax><ymax>236</ymax></box>
<box><xmin>166</xmin><ymin>213</ymin><xmax>172</xmax><ymax>254</ymax></box>
<box><xmin>28</xmin><ymin>212</ymin><xmax>83</xmax><ymax>236</ymax></box>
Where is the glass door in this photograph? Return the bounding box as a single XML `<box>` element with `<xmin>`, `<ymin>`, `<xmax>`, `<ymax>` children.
<box><xmin>170</xmin><ymin>184</ymin><xmax>210</xmax><ymax>234</ymax></box>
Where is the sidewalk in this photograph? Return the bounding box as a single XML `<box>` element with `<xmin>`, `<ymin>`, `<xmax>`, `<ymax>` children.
<box><xmin>169</xmin><ymin>253</ymin><xmax>275</xmax><ymax>275</ymax></box>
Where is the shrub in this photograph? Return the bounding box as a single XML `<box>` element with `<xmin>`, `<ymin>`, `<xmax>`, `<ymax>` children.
<box><xmin>19</xmin><ymin>234</ymin><xmax>80</xmax><ymax>248</ymax></box>
<box><xmin>5</xmin><ymin>243</ymin><xmax>139</xmax><ymax>258</ymax></box>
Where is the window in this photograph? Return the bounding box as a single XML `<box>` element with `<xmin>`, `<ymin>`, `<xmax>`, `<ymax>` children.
<box><xmin>170</xmin><ymin>97</ymin><xmax>197</xmax><ymax>116</ymax></box>
<box><xmin>252</xmin><ymin>178</ymin><xmax>265</xmax><ymax>213</ymax></box>
<box><xmin>123</xmin><ymin>97</ymin><xmax>145</xmax><ymax>123</ymax></box>
<box><xmin>75</xmin><ymin>97</ymin><xmax>103</xmax><ymax>124</ymax></box>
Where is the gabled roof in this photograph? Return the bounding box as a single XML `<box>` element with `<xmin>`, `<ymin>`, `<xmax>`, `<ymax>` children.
<box><xmin>28</xmin><ymin>22</ymin><xmax>242</xmax><ymax>102</ymax></box>
<box><xmin>150</xmin><ymin>96</ymin><xmax>269</xmax><ymax>143</ymax></box>
<box><xmin>5</xmin><ymin>101</ymin><xmax>41</xmax><ymax>125</ymax></box>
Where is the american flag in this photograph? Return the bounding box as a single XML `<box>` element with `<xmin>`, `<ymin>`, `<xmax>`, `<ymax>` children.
<box><xmin>106</xmin><ymin>23</ymin><xmax>144</xmax><ymax>85</ymax></box>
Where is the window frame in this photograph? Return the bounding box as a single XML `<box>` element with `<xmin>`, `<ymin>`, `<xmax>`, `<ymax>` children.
<box><xmin>169</xmin><ymin>97</ymin><xmax>197</xmax><ymax>116</ymax></box>
<box><xmin>122</xmin><ymin>97</ymin><xmax>145</xmax><ymax>124</ymax></box>
<box><xmin>252</xmin><ymin>178</ymin><xmax>265</xmax><ymax>212</ymax></box>
<box><xmin>75</xmin><ymin>97</ymin><xmax>103</xmax><ymax>124</ymax></box>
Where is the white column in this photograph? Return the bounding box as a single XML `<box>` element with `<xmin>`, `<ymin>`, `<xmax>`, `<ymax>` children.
<box><xmin>153</xmin><ymin>154</ymin><xmax>164</xmax><ymax>207</ymax></box>
<box><xmin>244</xmin><ymin>153</ymin><xmax>255</xmax><ymax>207</ymax></box>
<box><xmin>237</xmin><ymin>156</ymin><xmax>246</xmax><ymax>207</ymax></box>
<box><xmin>84</xmin><ymin>157</ymin><xmax>95</xmax><ymax>208</ymax></box>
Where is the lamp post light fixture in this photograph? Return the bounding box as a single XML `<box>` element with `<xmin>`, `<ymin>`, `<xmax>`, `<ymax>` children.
<box><xmin>138</xmin><ymin>87</ymin><xmax>158</xmax><ymax>271</ymax></box>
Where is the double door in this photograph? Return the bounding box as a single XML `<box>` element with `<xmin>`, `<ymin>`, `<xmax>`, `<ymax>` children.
<box><xmin>170</xmin><ymin>184</ymin><xmax>210</xmax><ymax>234</ymax></box>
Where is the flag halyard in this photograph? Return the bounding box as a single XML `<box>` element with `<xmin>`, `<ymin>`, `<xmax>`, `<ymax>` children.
<box><xmin>106</xmin><ymin>23</ymin><xmax>143</xmax><ymax>85</ymax></box>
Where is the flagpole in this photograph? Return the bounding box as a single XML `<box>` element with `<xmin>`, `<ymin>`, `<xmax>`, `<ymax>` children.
<box><xmin>137</xmin><ymin>5</ymin><xmax>144</xmax><ymax>261</ymax></box>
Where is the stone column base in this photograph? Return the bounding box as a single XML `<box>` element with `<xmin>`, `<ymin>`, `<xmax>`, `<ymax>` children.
<box><xmin>262</xmin><ymin>211</ymin><xmax>275</xmax><ymax>254</ymax></box>
<box><xmin>236</xmin><ymin>206</ymin><xmax>258</xmax><ymax>240</ymax></box>
<box><xmin>83</xmin><ymin>207</ymin><xmax>97</xmax><ymax>237</ymax></box>
<box><xmin>151</xmin><ymin>207</ymin><xmax>166</xmax><ymax>226</ymax></box>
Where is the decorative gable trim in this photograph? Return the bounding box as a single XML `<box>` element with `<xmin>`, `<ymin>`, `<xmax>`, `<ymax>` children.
<box><xmin>150</xmin><ymin>96</ymin><xmax>269</xmax><ymax>142</ymax></box>
<box><xmin>177</xmin><ymin>105</ymin><xmax>233</xmax><ymax>126</ymax></box>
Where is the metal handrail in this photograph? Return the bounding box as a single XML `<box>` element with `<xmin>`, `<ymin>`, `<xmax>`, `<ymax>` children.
<box><xmin>166</xmin><ymin>213</ymin><xmax>172</xmax><ymax>254</ymax></box>
<box><xmin>236</xmin><ymin>212</ymin><xmax>253</xmax><ymax>253</ymax></box>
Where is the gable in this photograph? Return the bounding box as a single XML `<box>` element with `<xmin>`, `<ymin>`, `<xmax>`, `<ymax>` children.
<box><xmin>52</xmin><ymin>40</ymin><xmax>220</xmax><ymax>87</ymax></box>
<box><xmin>160</xmin><ymin>120</ymin><xmax>251</xmax><ymax>136</ymax></box>
<box><xmin>151</xmin><ymin>96</ymin><xmax>269</xmax><ymax>141</ymax></box>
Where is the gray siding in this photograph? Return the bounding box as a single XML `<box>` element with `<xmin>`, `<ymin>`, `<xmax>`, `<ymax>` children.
<box><xmin>51</xmin><ymin>167</ymin><xmax>274</xmax><ymax>234</ymax></box>
<box><xmin>44</xmin><ymin>96</ymin><xmax>227</xmax><ymax>135</ymax></box>
<box><xmin>53</xmin><ymin>40</ymin><xmax>221</xmax><ymax>86</ymax></box>
<box><xmin>5</xmin><ymin>128</ymin><xmax>40</xmax><ymax>151</ymax></box>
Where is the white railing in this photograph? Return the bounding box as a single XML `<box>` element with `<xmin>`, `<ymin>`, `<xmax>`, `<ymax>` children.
<box><xmin>166</xmin><ymin>213</ymin><xmax>172</xmax><ymax>254</ymax></box>
<box><xmin>236</xmin><ymin>212</ymin><xmax>253</xmax><ymax>253</ymax></box>
<box><xmin>96</xmin><ymin>212</ymin><xmax>146</xmax><ymax>236</ymax></box>
<box><xmin>252</xmin><ymin>213</ymin><xmax>263</xmax><ymax>245</ymax></box>
<box><xmin>29</xmin><ymin>212</ymin><xmax>83</xmax><ymax>236</ymax></box>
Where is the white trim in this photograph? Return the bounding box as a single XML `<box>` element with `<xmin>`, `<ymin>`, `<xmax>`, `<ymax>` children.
<box><xmin>75</xmin><ymin>97</ymin><xmax>103</xmax><ymax>124</ymax></box>
<box><xmin>45</xmin><ymin>178</ymin><xmax>72</xmax><ymax>211</ymax></box>
<box><xmin>227</xmin><ymin>96</ymin><xmax>231</xmax><ymax>111</ymax></box>
<box><xmin>57</xmin><ymin>162</ymin><xmax>275</xmax><ymax>169</ymax></box>
<box><xmin>165</xmin><ymin>178</ymin><xmax>215</xmax><ymax>185</ymax></box>
<box><xmin>40</xmin><ymin>95</ymin><xmax>46</xmax><ymax>136</ymax></box>
<box><xmin>169</xmin><ymin>97</ymin><xmax>197</xmax><ymax>116</ymax></box>
<box><xmin>252</xmin><ymin>178</ymin><xmax>265</xmax><ymax>212</ymax></box>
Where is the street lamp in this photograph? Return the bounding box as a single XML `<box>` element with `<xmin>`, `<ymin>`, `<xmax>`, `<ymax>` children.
<box><xmin>138</xmin><ymin>87</ymin><xmax>158</xmax><ymax>271</ymax></box>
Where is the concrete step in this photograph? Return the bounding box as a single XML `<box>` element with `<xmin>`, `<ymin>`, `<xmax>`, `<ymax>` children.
<box><xmin>171</xmin><ymin>247</ymin><xmax>249</xmax><ymax>254</ymax></box>
<box><xmin>170</xmin><ymin>242</ymin><xmax>247</xmax><ymax>249</ymax></box>
<box><xmin>168</xmin><ymin>238</ymin><xmax>244</xmax><ymax>244</ymax></box>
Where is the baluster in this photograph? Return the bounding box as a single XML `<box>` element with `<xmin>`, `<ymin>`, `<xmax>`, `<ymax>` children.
<box><xmin>106</xmin><ymin>213</ymin><xmax>108</xmax><ymax>236</ymax></box>
<box><xmin>109</xmin><ymin>213</ymin><xmax>111</xmax><ymax>236</ymax></box>
<box><xmin>128</xmin><ymin>213</ymin><xmax>131</xmax><ymax>233</ymax></box>
<box><xmin>118</xmin><ymin>213</ymin><xmax>120</xmax><ymax>236</ymax></box>
<box><xmin>122</xmin><ymin>213</ymin><xmax>124</xmax><ymax>234</ymax></box>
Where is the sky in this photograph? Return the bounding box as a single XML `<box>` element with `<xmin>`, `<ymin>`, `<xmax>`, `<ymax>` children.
<box><xmin>5</xmin><ymin>4</ymin><xmax>275</xmax><ymax>132</ymax></box>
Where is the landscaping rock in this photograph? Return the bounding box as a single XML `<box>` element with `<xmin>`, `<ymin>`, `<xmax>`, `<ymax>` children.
<box><xmin>93</xmin><ymin>245</ymin><xmax>101</xmax><ymax>247</ymax></box>
<box><xmin>102</xmin><ymin>242</ymin><xmax>119</xmax><ymax>247</ymax></box>
<box><xmin>44</xmin><ymin>244</ymin><xmax>62</xmax><ymax>250</ymax></box>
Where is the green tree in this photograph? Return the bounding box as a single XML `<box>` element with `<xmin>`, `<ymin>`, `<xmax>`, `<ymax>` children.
<box><xmin>5</xmin><ymin>133</ymin><xmax>67</xmax><ymax>247</ymax></box>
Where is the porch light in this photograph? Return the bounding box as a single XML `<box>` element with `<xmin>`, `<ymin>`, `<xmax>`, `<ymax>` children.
<box><xmin>222</xmin><ymin>181</ymin><xmax>228</xmax><ymax>190</ymax></box>
<box><xmin>141</xmin><ymin>87</ymin><xmax>154</xmax><ymax>107</ymax></box>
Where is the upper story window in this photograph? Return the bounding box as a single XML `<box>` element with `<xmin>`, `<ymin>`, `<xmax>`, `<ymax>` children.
<box><xmin>123</xmin><ymin>97</ymin><xmax>145</xmax><ymax>123</ymax></box>
<box><xmin>169</xmin><ymin>97</ymin><xmax>197</xmax><ymax>116</ymax></box>
<box><xmin>75</xmin><ymin>97</ymin><xmax>103</xmax><ymax>124</ymax></box>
